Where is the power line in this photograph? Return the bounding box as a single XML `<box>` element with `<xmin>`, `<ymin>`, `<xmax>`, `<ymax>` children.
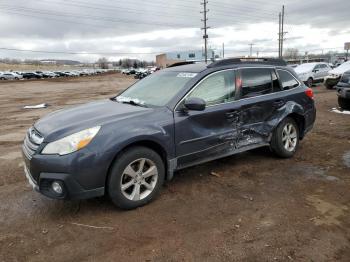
<box><xmin>0</xmin><ymin>5</ymin><xmax>193</xmax><ymax>28</ymax></box>
<box><xmin>39</xmin><ymin>0</ymin><xmax>275</xmax><ymax>24</ymax></box>
<box><xmin>0</xmin><ymin>47</ymin><xmax>162</xmax><ymax>55</ymax></box>
<box><xmin>40</xmin><ymin>0</ymin><xmax>278</xmax><ymax>23</ymax></box>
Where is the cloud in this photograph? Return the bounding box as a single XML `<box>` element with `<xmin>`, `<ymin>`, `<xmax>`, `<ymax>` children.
<box><xmin>0</xmin><ymin>0</ymin><xmax>348</xmax><ymax>61</ymax></box>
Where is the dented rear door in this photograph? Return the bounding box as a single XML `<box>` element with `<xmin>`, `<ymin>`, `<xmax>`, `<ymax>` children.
<box><xmin>236</xmin><ymin>68</ymin><xmax>283</xmax><ymax>148</ymax></box>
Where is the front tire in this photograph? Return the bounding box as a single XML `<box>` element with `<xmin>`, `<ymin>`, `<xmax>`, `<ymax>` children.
<box><xmin>270</xmin><ymin>117</ymin><xmax>299</xmax><ymax>158</ymax></box>
<box><xmin>108</xmin><ymin>146</ymin><xmax>165</xmax><ymax>209</ymax></box>
<box><xmin>325</xmin><ymin>83</ymin><xmax>335</xmax><ymax>89</ymax></box>
<box><xmin>338</xmin><ymin>97</ymin><xmax>350</xmax><ymax>110</ymax></box>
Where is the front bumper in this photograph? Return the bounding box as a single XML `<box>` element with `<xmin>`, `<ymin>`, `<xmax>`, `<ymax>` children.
<box><xmin>22</xmin><ymin>136</ymin><xmax>110</xmax><ymax>200</ymax></box>
<box><xmin>336</xmin><ymin>87</ymin><xmax>350</xmax><ymax>99</ymax></box>
<box><xmin>23</xmin><ymin>159</ymin><xmax>104</xmax><ymax>200</ymax></box>
<box><xmin>324</xmin><ymin>76</ymin><xmax>341</xmax><ymax>86</ymax></box>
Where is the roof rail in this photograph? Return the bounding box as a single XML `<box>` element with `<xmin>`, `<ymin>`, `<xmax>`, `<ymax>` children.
<box><xmin>208</xmin><ymin>57</ymin><xmax>287</xmax><ymax>68</ymax></box>
<box><xmin>167</xmin><ymin>61</ymin><xmax>196</xmax><ymax>68</ymax></box>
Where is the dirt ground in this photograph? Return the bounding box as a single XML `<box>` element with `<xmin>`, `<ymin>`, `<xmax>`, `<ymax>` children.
<box><xmin>0</xmin><ymin>73</ymin><xmax>349</xmax><ymax>262</ymax></box>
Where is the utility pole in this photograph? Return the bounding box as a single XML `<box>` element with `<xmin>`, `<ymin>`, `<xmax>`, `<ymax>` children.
<box><xmin>222</xmin><ymin>42</ymin><xmax>225</xmax><ymax>58</ymax></box>
<box><xmin>249</xmin><ymin>43</ymin><xmax>255</xmax><ymax>57</ymax></box>
<box><xmin>201</xmin><ymin>0</ymin><xmax>209</xmax><ymax>63</ymax></box>
<box><xmin>281</xmin><ymin>5</ymin><xmax>285</xmax><ymax>58</ymax></box>
<box><xmin>278</xmin><ymin>12</ymin><xmax>281</xmax><ymax>58</ymax></box>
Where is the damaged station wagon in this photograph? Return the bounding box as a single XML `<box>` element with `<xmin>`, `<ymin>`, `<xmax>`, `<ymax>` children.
<box><xmin>22</xmin><ymin>58</ymin><xmax>316</xmax><ymax>209</ymax></box>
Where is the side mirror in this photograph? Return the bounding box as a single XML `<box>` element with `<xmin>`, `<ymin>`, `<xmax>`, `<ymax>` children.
<box><xmin>313</xmin><ymin>69</ymin><xmax>319</xmax><ymax>73</ymax></box>
<box><xmin>184</xmin><ymin>97</ymin><xmax>206</xmax><ymax>111</ymax></box>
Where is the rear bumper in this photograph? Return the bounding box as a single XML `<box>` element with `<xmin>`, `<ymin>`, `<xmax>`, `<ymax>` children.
<box><xmin>302</xmin><ymin>105</ymin><xmax>316</xmax><ymax>138</ymax></box>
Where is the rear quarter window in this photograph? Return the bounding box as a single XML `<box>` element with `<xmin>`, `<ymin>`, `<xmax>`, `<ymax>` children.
<box><xmin>277</xmin><ymin>70</ymin><xmax>300</xmax><ymax>90</ymax></box>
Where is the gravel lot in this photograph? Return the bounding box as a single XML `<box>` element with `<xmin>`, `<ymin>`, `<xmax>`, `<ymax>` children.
<box><xmin>0</xmin><ymin>73</ymin><xmax>349</xmax><ymax>261</ymax></box>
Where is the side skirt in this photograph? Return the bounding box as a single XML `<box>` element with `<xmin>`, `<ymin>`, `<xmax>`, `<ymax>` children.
<box><xmin>166</xmin><ymin>143</ymin><xmax>269</xmax><ymax>181</ymax></box>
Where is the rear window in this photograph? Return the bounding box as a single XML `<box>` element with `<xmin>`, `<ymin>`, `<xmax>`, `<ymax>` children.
<box><xmin>240</xmin><ymin>68</ymin><xmax>272</xmax><ymax>98</ymax></box>
<box><xmin>277</xmin><ymin>70</ymin><xmax>299</xmax><ymax>90</ymax></box>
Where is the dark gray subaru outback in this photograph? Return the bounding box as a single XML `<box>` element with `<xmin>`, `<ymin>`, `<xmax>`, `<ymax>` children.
<box><xmin>22</xmin><ymin>58</ymin><xmax>316</xmax><ymax>209</ymax></box>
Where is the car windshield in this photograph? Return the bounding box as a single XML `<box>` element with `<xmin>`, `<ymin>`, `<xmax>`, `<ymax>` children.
<box><xmin>116</xmin><ymin>71</ymin><xmax>196</xmax><ymax>107</ymax></box>
<box><xmin>295</xmin><ymin>63</ymin><xmax>316</xmax><ymax>73</ymax></box>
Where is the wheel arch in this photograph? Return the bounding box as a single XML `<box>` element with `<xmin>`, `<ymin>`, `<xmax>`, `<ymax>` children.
<box><xmin>285</xmin><ymin>112</ymin><xmax>306</xmax><ymax>139</ymax></box>
<box><xmin>105</xmin><ymin>139</ymin><xmax>169</xmax><ymax>190</ymax></box>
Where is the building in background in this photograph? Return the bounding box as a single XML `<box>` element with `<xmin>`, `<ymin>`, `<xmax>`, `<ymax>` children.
<box><xmin>156</xmin><ymin>49</ymin><xmax>220</xmax><ymax>68</ymax></box>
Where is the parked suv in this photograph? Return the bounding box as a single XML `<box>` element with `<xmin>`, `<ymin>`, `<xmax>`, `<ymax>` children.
<box><xmin>324</xmin><ymin>61</ymin><xmax>350</xmax><ymax>89</ymax></box>
<box><xmin>336</xmin><ymin>70</ymin><xmax>350</xmax><ymax>110</ymax></box>
<box><xmin>294</xmin><ymin>62</ymin><xmax>331</xmax><ymax>87</ymax></box>
<box><xmin>22</xmin><ymin>58</ymin><xmax>316</xmax><ymax>209</ymax></box>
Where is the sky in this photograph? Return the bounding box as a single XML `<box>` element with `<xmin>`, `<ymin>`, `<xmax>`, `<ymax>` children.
<box><xmin>0</xmin><ymin>0</ymin><xmax>349</xmax><ymax>62</ymax></box>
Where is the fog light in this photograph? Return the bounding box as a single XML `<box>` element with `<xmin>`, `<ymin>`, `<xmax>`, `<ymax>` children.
<box><xmin>52</xmin><ymin>181</ymin><xmax>63</xmax><ymax>194</ymax></box>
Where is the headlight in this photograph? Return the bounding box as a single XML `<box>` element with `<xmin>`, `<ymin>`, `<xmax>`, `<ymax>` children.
<box><xmin>42</xmin><ymin>126</ymin><xmax>101</xmax><ymax>155</ymax></box>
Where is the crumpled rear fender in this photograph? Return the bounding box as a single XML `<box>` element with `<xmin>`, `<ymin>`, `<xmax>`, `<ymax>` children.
<box><xmin>251</xmin><ymin>101</ymin><xmax>305</xmax><ymax>139</ymax></box>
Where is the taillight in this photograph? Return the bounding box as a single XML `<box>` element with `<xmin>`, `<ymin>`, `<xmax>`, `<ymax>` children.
<box><xmin>305</xmin><ymin>88</ymin><xmax>314</xmax><ymax>99</ymax></box>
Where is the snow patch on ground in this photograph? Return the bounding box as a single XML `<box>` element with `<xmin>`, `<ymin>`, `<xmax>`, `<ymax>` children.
<box><xmin>331</xmin><ymin>108</ymin><xmax>350</xmax><ymax>115</ymax></box>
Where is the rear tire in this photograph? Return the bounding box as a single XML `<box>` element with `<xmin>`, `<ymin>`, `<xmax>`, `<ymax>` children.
<box><xmin>270</xmin><ymin>117</ymin><xmax>299</xmax><ymax>158</ymax></box>
<box><xmin>338</xmin><ymin>97</ymin><xmax>350</xmax><ymax>110</ymax></box>
<box><xmin>306</xmin><ymin>77</ymin><xmax>313</xmax><ymax>87</ymax></box>
<box><xmin>108</xmin><ymin>146</ymin><xmax>165</xmax><ymax>210</ymax></box>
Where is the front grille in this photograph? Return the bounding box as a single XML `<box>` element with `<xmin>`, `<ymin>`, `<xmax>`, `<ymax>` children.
<box><xmin>22</xmin><ymin>127</ymin><xmax>43</xmax><ymax>160</ymax></box>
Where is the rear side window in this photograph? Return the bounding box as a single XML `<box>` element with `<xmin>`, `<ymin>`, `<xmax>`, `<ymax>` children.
<box><xmin>240</xmin><ymin>68</ymin><xmax>272</xmax><ymax>98</ymax></box>
<box><xmin>188</xmin><ymin>70</ymin><xmax>235</xmax><ymax>106</ymax></box>
<box><xmin>277</xmin><ymin>70</ymin><xmax>299</xmax><ymax>90</ymax></box>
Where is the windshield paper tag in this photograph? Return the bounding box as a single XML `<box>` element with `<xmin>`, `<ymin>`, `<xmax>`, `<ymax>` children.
<box><xmin>177</xmin><ymin>73</ymin><xmax>197</xmax><ymax>78</ymax></box>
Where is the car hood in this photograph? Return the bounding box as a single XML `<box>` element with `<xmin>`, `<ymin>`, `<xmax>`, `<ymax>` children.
<box><xmin>34</xmin><ymin>99</ymin><xmax>151</xmax><ymax>141</ymax></box>
<box><xmin>294</xmin><ymin>68</ymin><xmax>311</xmax><ymax>74</ymax></box>
<box><xmin>329</xmin><ymin>62</ymin><xmax>350</xmax><ymax>75</ymax></box>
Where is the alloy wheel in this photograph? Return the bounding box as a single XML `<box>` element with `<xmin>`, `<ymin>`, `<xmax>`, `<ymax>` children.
<box><xmin>282</xmin><ymin>123</ymin><xmax>297</xmax><ymax>152</ymax></box>
<box><xmin>120</xmin><ymin>158</ymin><xmax>158</xmax><ymax>201</ymax></box>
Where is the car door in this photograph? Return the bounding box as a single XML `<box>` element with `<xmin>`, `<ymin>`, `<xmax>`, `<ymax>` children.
<box><xmin>235</xmin><ymin>68</ymin><xmax>284</xmax><ymax>149</ymax></box>
<box><xmin>174</xmin><ymin>69</ymin><xmax>240</xmax><ymax>168</ymax></box>
<box><xmin>313</xmin><ymin>64</ymin><xmax>324</xmax><ymax>80</ymax></box>
<box><xmin>320</xmin><ymin>64</ymin><xmax>330</xmax><ymax>79</ymax></box>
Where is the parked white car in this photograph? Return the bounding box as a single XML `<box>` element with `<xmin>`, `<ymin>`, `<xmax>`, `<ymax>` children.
<box><xmin>294</xmin><ymin>62</ymin><xmax>331</xmax><ymax>87</ymax></box>
<box><xmin>0</xmin><ymin>72</ymin><xmax>23</xmax><ymax>80</ymax></box>
<box><xmin>324</xmin><ymin>61</ymin><xmax>350</xmax><ymax>89</ymax></box>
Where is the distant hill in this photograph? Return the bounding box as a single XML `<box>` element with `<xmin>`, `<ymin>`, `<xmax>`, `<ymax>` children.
<box><xmin>40</xmin><ymin>59</ymin><xmax>81</xmax><ymax>65</ymax></box>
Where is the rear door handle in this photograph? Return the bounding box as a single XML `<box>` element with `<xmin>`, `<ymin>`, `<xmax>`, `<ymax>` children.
<box><xmin>273</xmin><ymin>100</ymin><xmax>285</xmax><ymax>108</ymax></box>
